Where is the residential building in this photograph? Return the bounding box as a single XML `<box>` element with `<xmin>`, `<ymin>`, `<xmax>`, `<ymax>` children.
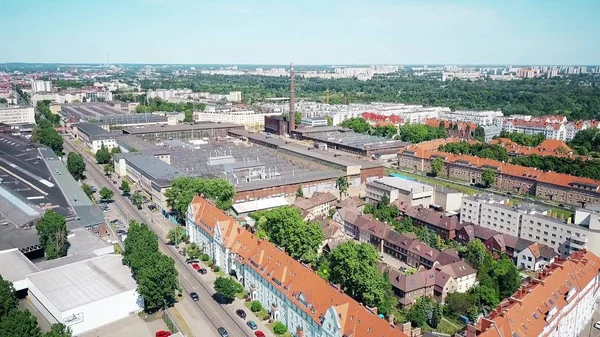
<box><xmin>385</xmin><ymin>267</ymin><xmax>457</xmax><ymax>307</ymax></box>
<box><xmin>481</xmin><ymin>125</ymin><xmax>501</xmax><ymax>143</ymax></box>
<box><xmin>300</xmin><ymin>117</ymin><xmax>328</xmax><ymax>127</ymax></box>
<box><xmin>0</xmin><ymin>106</ymin><xmax>35</xmax><ymax>125</ymax></box>
<box><xmin>293</xmin><ymin>192</ymin><xmax>337</xmax><ymax>220</ymax></box>
<box><xmin>468</xmin><ymin>250</ymin><xmax>600</xmax><ymax>337</ymax></box>
<box><xmin>401</xmin><ymin>205</ymin><xmax>460</xmax><ymax>240</ymax></box>
<box><xmin>455</xmin><ymin>223</ymin><xmax>539</xmax><ymax>262</ymax></box>
<box><xmin>186</xmin><ymin>196</ymin><xmax>409</xmax><ymax>337</ymax></box>
<box><xmin>438</xmin><ymin>260</ymin><xmax>477</xmax><ymax>293</ymax></box>
<box><xmin>366</xmin><ymin>177</ymin><xmax>434</xmax><ymax>207</ymax></box>
<box><xmin>516</xmin><ymin>242</ymin><xmax>558</xmax><ymax>271</ymax></box>
<box><xmin>433</xmin><ymin>187</ymin><xmax>464</xmax><ymax>213</ymax></box>
<box><xmin>502</xmin><ymin>119</ymin><xmax>567</xmax><ymax>141</ymax></box>
<box><xmin>30</xmin><ymin>79</ymin><xmax>52</xmax><ymax>93</ymax></box>
<box><xmin>194</xmin><ymin>108</ymin><xmax>281</xmax><ymax>129</ymax></box>
<box><xmin>460</xmin><ymin>194</ymin><xmax>508</xmax><ymax>226</ymax></box>
<box><xmin>72</xmin><ymin>122</ymin><xmax>117</xmax><ymax>153</ymax></box>
<box><xmin>439</xmin><ymin>110</ymin><xmax>503</xmax><ymax>126</ymax></box>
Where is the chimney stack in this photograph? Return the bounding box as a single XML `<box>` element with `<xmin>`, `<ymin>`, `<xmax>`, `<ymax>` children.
<box><xmin>289</xmin><ymin>63</ymin><xmax>296</xmax><ymax>133</ymax></box>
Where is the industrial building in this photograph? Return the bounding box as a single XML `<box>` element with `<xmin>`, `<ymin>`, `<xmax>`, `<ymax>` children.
<box><xmin>0</xmin><ymin>106</ymin><xmax>35</xmax><ymax>125</ymax></box>
<box><xmin>291</xmin><ymin>127</ymin><xmax>410</xmax><ymax>156</ymax></box>
<box><xmin>121</xmin><ymin>122</ymin><xmax>244</xmax><ymax>142</ymax></box>
<box><xmin>72</xmin><ymin>123</ymin><xmax>118</xmax><ymax>153</ymax></box>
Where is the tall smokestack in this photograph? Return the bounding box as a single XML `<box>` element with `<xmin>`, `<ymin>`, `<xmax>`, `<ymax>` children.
<box><xmin>289</xmin><ymin>63</ymin><xmax>296</xmax><ymax>133</ymax></box>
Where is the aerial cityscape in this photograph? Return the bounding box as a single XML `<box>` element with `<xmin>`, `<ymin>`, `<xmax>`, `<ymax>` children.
<box><xmin>0</xmin><ymin>1</ymin><xmax>600</xmax><ymax>337</ymax></box>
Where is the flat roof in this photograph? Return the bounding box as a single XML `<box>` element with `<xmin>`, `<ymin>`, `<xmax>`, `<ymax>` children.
<box><xmin>35</xmin><ymin>228</ymin><xmax>113</xmax><ymax>270</ymax></box>
<box><xmin>232</xmin><ymin>196</ymin><xmax>289</xmax><ymax>214</ymax></box>
<box><xmin>120</xmin><ymin>153</ymin><xmax>186</xmax><ymax>186</ymax></box>
<box><xmin>369</xmin><ymin>176</ymin><xmax>433</xmax><ymax>193</ymax></box>
<box><xmin>116</xmin><ymin>135</ymin><xmax>170</xmax><ymax>155</ymax></box>
<box><xmin>74</xmin><ymin>123</ymin><xmax>113</xmax><ymax>139</ymax></box>
<box><xmin>122</xmin><ymin>122</ymin><xmax>243</xmax><ymax>134</ymax></box>
<box><xmin>27</xmin><ymin>254</ymin><xmax>137</xmax><ymax>312</ymax></box>
<box><xmin>0</xmin><ymin>248</ymin><xmax>39</xmax><ymax>283</ymax></box>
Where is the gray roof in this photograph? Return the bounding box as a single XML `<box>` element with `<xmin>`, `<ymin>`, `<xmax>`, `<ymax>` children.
<box><xmin>116</xmin><ymin>135</ymin><xmax>170</xmax><ymax>155</ymax></box>
<box><xmin>123</xmin><ymin>153</ymin><xmax>186</xmax><ymax>186</ymax></box>
<box><xmin>74</xmin><ymin>123</ymin><xmax>114</xmax><ymax>140</ymax></box>
<box><xmin>123</xmin><ymin>122</ymin><xmax>243</xmax><ymax>134</ymax></box>
<box><xmin>27</xmin><ymin>254</ymin><xmax>137</xmax><ymax>311</ymax></box>
<box><xmin>35</xmin><ymin>228</ymin><xmax>113</xmax><ymax>270</ymax></box>
<box><xmin>0</xmin><ymin>248</ymin><xmax>39</xmax><ymax>283</ymax></box>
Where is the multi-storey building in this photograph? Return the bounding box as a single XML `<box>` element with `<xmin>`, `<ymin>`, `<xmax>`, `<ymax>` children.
<box><xmin>0</xmin><ymin>106</ymin><xmax>35</xmax><ymax>125</ymax></box>
<box><xmin>186</xmin><ymin>196</ymin><xmax>409</xmax><ymax>337</ymax></box>
<box><xmin>30</xmin><ymin>79</ymin><xmax>52</xmax><ymax>93</ymax></box>
<box><xmin>502</xmin><ymin>119</ymin><xmax>567</xmax><ymax>140</ymax></box>
<box><xmin>194</xmin><ymin>108</ymin><xmax>280</xmax><ymax>129</ymax></box>
<box><xmin>366</xmin><ymin>177</ymin><xmax>434</xmax><ymax>206</ymax></box>
<box><xmin>468</xmin><ymin>250</ymin><xmax>600</xmax><ymax>337</ymax></box>
<box><xmin>439</xmin><ymin>110</ymin><xmax>503</xmax><ymax>126</ymax></box>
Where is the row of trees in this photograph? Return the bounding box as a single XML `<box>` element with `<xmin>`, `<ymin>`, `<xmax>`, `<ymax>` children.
<box><xmin>438</xmin><ymin>142</ymin><xmax>509</xmax><ymax>162</ymax></box>
<box><xmin>339</xmin><ymin>117</ymin><xmax>400</xmax><ymax>138</ymax></box>
<box><xmin>250</xmin><ymin>207</ymin><xmax>324</xmax><ymax>264</ymax></box>
<box><xmin>165</xmin><ymin>177</ymin><xmax>235</xmax><ymax>220</ymax></box>
<box><xmin>66</xmin><ymin>152</ymin><xmax>86</xmax><ymax>181</ymax></box>
<box><xmin>35</xmin><ymin>100</ymin><xmax>60</xmax><ymax>126</ymax></box>
<box><xmin>32</xmin><ymin>119</ymin><xmax>63</xmax><ymax>154</ymax></box>
<box><xmin>568</xmin><ymin>128</ymin><xmax>600</xmax><ymax>155</ymax></box>
<box><xmin>123</xmin><ymin>221</ymin><xmax>179</xmax><ymax>312</ymax></box>
<box><xmin>339</xmin><ymin>117</ymin><xmax>448</xmax><ymax>143</ymax></box>
<box><xmin>512</xmin><ymin>154</ymin><xmax>600</xmax><ymax>180</ymax></box>
<box><xmin>139</xmin><ymin>74</ymin><xmax>600</xmax><ymax>120</ymax></box>
<box><xmin>498</xmin><ymin>131</ymin><xmax>545</xmax><ymax>147</ymax></box>
<box><xmin>0</xmin><ymin>276</ymin><xmax>72</xmax><ymax>337</ymax></box>
<box><xmin>135</xmin><ymin>97</ymin><xmax>206</xmax><ymax>119</ymax></box>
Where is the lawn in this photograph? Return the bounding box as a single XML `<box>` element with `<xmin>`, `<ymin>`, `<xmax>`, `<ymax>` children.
<box><xmin>266</xmin><ymin>322</ymin><xmax>293</xmax><ymax>337</ymax></box>
<box><xmin>244</xmin><ymin>302</ymin><xmax>270</xmax><ymax>321</ymax></box>
<box><xmin>385</xmin><ymin>168</ymin><xmax>478</xmax><ymax>195</ymax></box>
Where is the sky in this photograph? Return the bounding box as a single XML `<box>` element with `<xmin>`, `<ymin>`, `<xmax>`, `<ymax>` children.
<box><xmin>1</xmin><ymin>0</ymin><xmax>599</xmax><ymax>65</ymax></box>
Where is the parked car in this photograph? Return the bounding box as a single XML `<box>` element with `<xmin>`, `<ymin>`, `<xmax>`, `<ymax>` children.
<box><xmin>595</xmin><ymin>321</ymin><xmax>600</xmax><ymax>330</ymax></box>
<box><xmin>217</xmin><ymin>327</ymin><xmax>229</xmax><ymax>337</ymax></box>
<box><xmin>247</xmin><ymin>320</ymin><xmax>258</xmax><ymax>330</ymax></box>
<box><xmin>198</xmin><ymin>268</ymin><xmax>207</xmax><ymax>275</ymax></box>
<box><xmin>186</xmin><ymin>258</ymin><xmax>200</xmax><ymax>264</ymax></box>
<box><xmin>236</xmin><ymin>309</ymin><xmax>246</xmax><ymax>319</ymax></box>
<box><xmin>155</xmin><ymin>331</ymin><xmax>171</xmax><ymax>337</ymax></box>
<box><xmin>192</xmin><ymin>263</ymin><xmax>200</xmax><ymax>270</ymax></box>
<box><xmin>254</xmin><ymin>331</ymin><xmax>265</xmax><ymax>337</ymax></box>
<box><xmin>190</xmin><ymin>292</ymin><xmax>199</xmax><ymax>301</ymax></box>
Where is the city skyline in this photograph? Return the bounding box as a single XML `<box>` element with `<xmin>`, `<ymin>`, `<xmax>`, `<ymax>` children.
<box><xmin>1</xmin><ymin>0</ymin><xmax>599</xmax><ymax>65</ymax></box>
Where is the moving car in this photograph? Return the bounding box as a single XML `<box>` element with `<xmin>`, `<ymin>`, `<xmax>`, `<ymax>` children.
<box><xmin>155</xmin><ymin>331</ymin><xmax>171</xmax><ymax>337</ymax></box>
<box><xmin>198</xmin><ymin>268</ymin><xmax>207</xmax><ymax>275</ymax></box>
<box><xmin>192</xmin><ymin>263</ymin><xmax>200</xmax><ymax>270</ymax></box>
<box><xmin>247</xmin><ymin>320</ymin><xmax>258</xmax><ymax>330</ymax></box>
<box><xmin>217</xmin><ymin>327</ymin><xmax>229</xmax><ymax>337</ymax></box>
<box><xmin>254</xmin><ymin>331</ymin><xmax>265</xmax><ymax>337</ymax></box>
<box><xmin>236</xmin><ymin>309</ymin><xmax>246</xmax><ymax>319</ymax></box>
<box><xmin>190</xmin><ymin>292</ymin><xmax>199</xmax><ymax>301</ymax></box>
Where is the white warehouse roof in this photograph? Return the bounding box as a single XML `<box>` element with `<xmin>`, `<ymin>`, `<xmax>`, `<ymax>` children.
<box><xmin>26</xmin><ymin>254</ymin><xmax>136</xmax><ymax>312</ymax></box>
<box><xmin>232</xmin><ymin>196</ymin><xmax>289</xmax><ymax>215</ymax></box>
<box><xmin>0</xmin><ymin>248</ymin><xmax>39</xmax><ymax>290</ymax></box>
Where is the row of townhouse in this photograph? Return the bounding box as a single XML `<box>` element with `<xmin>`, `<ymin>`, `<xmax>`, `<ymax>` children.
<box><xmin>501</xmin><ymin>117</ymin><xmax>599</xmax><ymax>141</ymax></box>
<box><xmin>455</xmin><ymin>223</ymin><xmax>558</xmax><ymax>271</ymax></box>
<box><xmin>185</xmin><ymin>195</ymin><xmax>409</xmax><ymax>337</ymax></box>
<box><xmin>461</xmin><ymin>193</ymin><xmax>600</xmax><ymax>258</ymax></box>
<box><xmin>397</xmin><ymin>148</ymin><xmax>600</xmax><ymax>207</ymax></box>
<box><xmin>468</xmin><ymin>250</ymin><xmax>600</xmax><ymax>337</ymax></box>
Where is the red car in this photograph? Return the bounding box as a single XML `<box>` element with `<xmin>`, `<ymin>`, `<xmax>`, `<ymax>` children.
<box><xmin>156</xmin><ymin>331</ymin><xmax>172</xmax><ymax>337</ymax></box>
<box><xmin>255</xmin><ymin>331</ymin><xmax>265</xmax><ymax>337</ymax></box>
<box><xmin>192</xmin><ymin>263</ymin><xmax>200</xmax><ymax>270</ymax></box>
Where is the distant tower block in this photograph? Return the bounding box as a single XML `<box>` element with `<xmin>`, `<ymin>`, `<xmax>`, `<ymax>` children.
<box><xmin>289</xmin><ymin>63</ymin><xmax>296</xmax><ymax>133</ymax></box>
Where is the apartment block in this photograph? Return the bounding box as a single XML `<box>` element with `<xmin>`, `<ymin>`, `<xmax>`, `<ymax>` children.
<box><xmin>0</xmin><ymin>106</ymin><xmax>35</xmax><ymax>125</ymax></box>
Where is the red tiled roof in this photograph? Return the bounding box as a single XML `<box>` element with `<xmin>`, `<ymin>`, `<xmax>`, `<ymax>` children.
<box><xmin>474</xmin><ymin>250</ymin><xmax>600</xmax><ymax>337</ymax></box>
<box><xmin>190</xmin><ymin>196</ymin><xmax>406</xmax><ymax>337</ymax></box>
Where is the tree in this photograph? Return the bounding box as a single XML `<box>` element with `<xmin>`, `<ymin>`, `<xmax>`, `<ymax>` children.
<box><xmin>213</xmin><ymin>277</ymin><xmax>243</xmax><ymax>302</ymax></box>
<box><xmin>103</xmin><ymin>162</ymin><xmax>114</xmax><ymax>175</ymax></box>
<box><xmin>464</xmin><ymin>239</ymin><xmax>490</xmax><ymax>271</ymax></box>
<box><xmin>0</xmin><ymin>276</ymin><xmax>17</xmax><ymax>317</ymax></box>
<box><xmin>324</xmin><ymin>115</ymin><xmax>333</xmax><ymax>126</ymax></box>
<box><xmin>340</xmin><ymin>117</ymin><xmax>371</xmax><ymax>134</ymax></box>
<box><xmin>167</xmin><ymin>226</ymin><xmax>187</xmax><ymax>245</ymax></box>
<box><xmin>120</xmin><ymin>180</ymin><xmax>131</xmax><ymax>195</ymax></box>
<box><xmin>44</xmin><ymin>323</ymin><xmax>72</xmax><ymax>337</ymax></box>
<box><xmin>336</xmin><ymin>176</ymin><xmax>349</xmax><ymax>199</ymax></box>
<box><xmin>165</xmin><ymin>177</ymin><xmax>234</xmax><ymax>218</ymax></box>
<box><xmin>473</xmin><ymin>126</ymin><xmax>485</xmax><ymax>140</ymax></box>
<box><xmin>251</xmin><ymin>207</ymin><xmax>324</xmax><ymax>264</ymax></box>
<box><xmin>406</xmin><ymin>297</ymin><xmax>429</xmax><ymax>328</ymax></box>
<box><xmin>81</xmin><ymin>183</ymin><xmax>94</xmax><ymax>200</ymax></box>
<box><xmin>186</xmin><ymin>243</ymin><xmax>201</xmax><ymax>259</ymax></box>
<box><xmin>327</xmin><ymin>241</ymin><xmax>395</xmax><ymax>315</ymax></box>
<box><xmin>295</xmin><ymin>186</ymin><xmax>304</xmax><ymax>198</ymax></box>
<box><xmin>132</xmin><ymin>191</ymin><xmax>143</xmax><ymax>209</ymax></box>
<box><xmin>32</xmin><ymin>121</ymin><xmax>63</xmax><ymax>154</ymax></box>
<box><xmin>444</xmin><ymin>292</ymin><xmax>478</xmax><ymax>320</ymax></box>
<box><xmin>430</xmin><ymin>157</ymin><xmax>443</xmax><ymax>177</ymax></box>
<box><xmin>95</xmin><ymin>144</ymin><xmax>112</xmax><ymax>164</ymax></box>
<box><xmin>99</xmin><ymin>187</ymin><xmax>114</xmax><ymax>201</ymax></box>
<box><xmin>273</xmin><ymin>321</ymin><xmax>287</xmax><ymax>335</ymax></box>
<box><xmin>481</xmin><ymin>168</ymin><xmax>496</xmax><ymax>188</ymax></box>
<box><xmin>36</xmin><ymin>211</ymin><xmax>68</xmax><ymax>260</ymax></box>
<box><xmin>66</xmin><ymin>152</ymin><xmax>85</xmax><ymax>180</ymax></box>
<box><xmin>250</xmin><ymin>301</ymin><xmax>263</xmax><ymax>313</ymax></box>
<box><xmin>494</xmin><ymin>257</ymin><xmax>522</xmax><ymax>299</ymax></box>
<box><xmin>110</xmin><ymin>147</ymin><xmax>121</xmax><ymax>155</ymax></box>
<box><xmin>397</xmin><ymin>124</ymin><xmax>447</xmax><ymax>143</ymax></box>
<box><xmin>0</xmin><ymin>309</ymin><xmax>41</xmax><ymax>337</ymax></box>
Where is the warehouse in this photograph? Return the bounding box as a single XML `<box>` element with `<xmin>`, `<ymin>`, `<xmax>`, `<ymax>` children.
<box><xmin>122</xmin><ymin>122</ymin><xmax>244</xmax><ymax>142</ymax></box>
<box><xmin>26</xmin><ymin>254</ymin><xmax>143</xmax><ymax>335</ymax></box>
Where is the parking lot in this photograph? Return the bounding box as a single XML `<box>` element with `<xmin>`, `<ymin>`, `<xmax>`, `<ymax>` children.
<box><xmin>80</xmin><ymin>314</ymin><xmax>168</xmax><ymax>337</ymax></box>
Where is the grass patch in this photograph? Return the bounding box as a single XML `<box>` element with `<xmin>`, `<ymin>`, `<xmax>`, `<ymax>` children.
<box><xmin>114</xmin><ymin>243</ymin><xmax>123</xmax><ymax>254</ymax></box>
<box><xmin>236</xmin><ymin>289</ymin><xmax>247</xmax><ymax>300</ymax></box>
<box><xmin>436</xmin><ymin>317</ymin><xmax>464</xmax><ymax>335</ymax></box>
<box><xmin>245</xmin><ymin>302</ymin><xmax>270</xmax><ymax>321</ymax></box>
<box><xmin>266</xmin><ymin>322</ymin><xmax>293</xmax><ymax>337</ymax></box>
<box><xmin>162</xmin><ymin>313</ymin><xmax>179</xmax><ymax>333</ymax></box>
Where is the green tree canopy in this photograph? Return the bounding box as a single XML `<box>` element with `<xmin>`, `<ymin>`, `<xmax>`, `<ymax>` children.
<box><xmin>165</xmin><ymin>177</ymin><xmax>234</xmax><ymax>217</ymax></box>
<box><xmin>397</xmin><ymin>124</ymin><xmax>447</xmax><ymax>143</ymax></box>
<box><xmin>0</xmin><ymin>276</ymin><xmax>17</xmax><ymax>317</ymax></box>
<box><xmin>336</xmin><ymin>176</ymin><xmax>349</xmax><ymax>198</ymax></box>
<box><xmin>439</xmin><ymin>142</ymin><xmax>508</xmax><ymax>162</ymax></box>
<box><xmin>213</xmin><ymin>277</ymin><xmax>243</xmax><ymax>302</ymax></box>
<box><xmin>120</xmin><ymin>180</ymin><xmax>131</xmax><ymax>195</ymax></box>
<box><xmin>94</xmin><ymin>144</ymin><xmax>112</xmax><ymax>164</ymax></box>
<box><xmin>250</xmin><ymin>206</ymin><xmax>324</xmax><ymax>264</ymax></box>
<box><xmin>295</xmin><ymin>186</ymin><xmax>304</xmax><ymax>198</ymax></box>
<box><xmin>35</xmin><ymin>210</ymin><xmax>68</xmax><ymax>260</ymax></box>
<box><xmin>0</xmin><ymin>309</ymin><xmax>41</xmax><ymax>337</ymax></box>
<box><xmin>32</xmin><ymin>120</ymin><xmax>63</xmax><ymax>154</ymax></box>
<box><xmin>44</xmin><ymin>323</ymin><xmax>72</xmax><ymax>337</ymax></box>
<box><xmin>66</xmin><ymin>152</ymin><xmax>85</xmax><ymax>180</ymax></box>
<box><xmin>99</xmin><ymin>187</ymin><xmax>114</xmax><ymax>201</ymax></box>
<box><xmin>481</xmin><ymin>168</ymin><xmax>497</xmax><ymax>188</ymax></box>
<box><xmin>340</xmin><ymin>117</ymin><xmax>371</xmax><ymax>134</ymax></box>
<box><xmin>500</xmin><ymin>131</ymin><xmax>545</xmax><ymax>147</ymax></box>
<box><xmin>103</xmin><ymin>162</ymin><xmax>115</xmax><ymax>175</ymax></box>
<box><xmin>167</xmin><ymin>226</ymin><xmax>187</xmax><ymax>245</ymax></box>
<box><xmin>430</xmin><ymin>157</ymin><xmax>444</xmax><ymax>177</ymax></box>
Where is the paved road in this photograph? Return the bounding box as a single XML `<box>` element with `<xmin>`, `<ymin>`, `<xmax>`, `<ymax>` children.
<box><xmin>64</xmin><ymin>140</ymin><xmax>258</xmax><ymax>337</ymax></box>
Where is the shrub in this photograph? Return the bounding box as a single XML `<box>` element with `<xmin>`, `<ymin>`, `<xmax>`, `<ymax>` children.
<box><xmin>273</xmin><ymin>321</ymin><xmax>287</xmax><ymax>335</ymax></box>
<box><xmin>251</xmin><ymin>301</ymin><xmax>262</xmax><ymax>313</ymax></box>
<box><xmin>201</xmin><ymin>254</ymin><xmax>210</xmax><ymax>262</ymax></box>
<box><xmin>213</xmin><ymin>266</ymin><xmax>221</xmax><ymax>272</ymax></box>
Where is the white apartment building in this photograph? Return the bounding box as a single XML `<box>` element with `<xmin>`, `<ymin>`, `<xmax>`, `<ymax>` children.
<box><xmin>439</xmin><ymin>110</ymin><xmax>503</xmax><ymax>126</ymax></box>
<box><xmin>366</xmin><ymin>176</ymin><xmax>434</xmax><ymax>206</ymax></box>
<box><xmin>147</xmin><ymin>89</ymin><xmax>193</xmax><ymax>100</ymax></box>
<box><xmin>0</xmin><ymin>107</ymin><xmax>35</xmax><ymax>124</ymax></box>
<box><xmin>194</xmin><ymin>109</ymin><xmax>280</xmax><ymax>128</ymax></box>
<box><xmin>502</xmin><ymin>119</ymin><xmax>567</xmax><ymax>141</ymax></box>
<box><xmin>30</xmin><ymin>79</ymin><xmax>52</xmax><ymax>94</ymax></box>
<box><xmin>460</xmin><ymin>194</ymin><xmax>509</xmax><ymax>225</ymax></box>
<box><xmin>300</xmin><ymin>117</ymin><xmax>328</xmax><ymax>127</ymax></box>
